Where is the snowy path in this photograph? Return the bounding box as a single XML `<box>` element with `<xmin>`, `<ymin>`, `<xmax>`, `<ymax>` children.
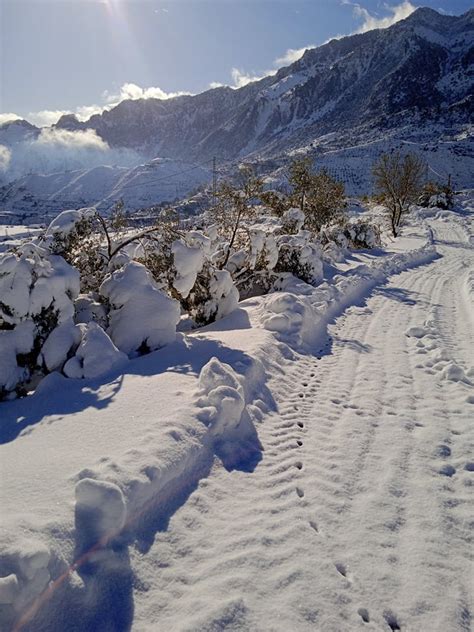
<box><xmin>130</xmin><ymin>217</ymin><xmax>473</xmax><ymax>632</ymax></box>
<box><xmin>2</xmin><ymin>213</ymin><xmax>472</xmax><ymax>632</ymax></box>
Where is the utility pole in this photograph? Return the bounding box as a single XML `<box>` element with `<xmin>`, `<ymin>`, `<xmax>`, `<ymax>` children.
<box><xmin>212</xmin><ymin>156</ymin><xmax>217</xmax><ymax>208</ymax></box>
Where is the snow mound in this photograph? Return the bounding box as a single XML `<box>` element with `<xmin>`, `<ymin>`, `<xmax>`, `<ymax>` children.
<box><xmin>64</xmin><ymin>322</ymin><xmax>128</xmax><ymax>379</ymax></box>
<box><xmin>442</xmin><ymin>362</ymin><xmax>471</xmax><ymax>384</ymax></box>
<box><xmin>0</xmin><ymin>538</ymin><xmax>51</xmax><ymax>614</ymax></box>
<box><xmin>100</xmin><ymin>261</ymin><xmax>180</xmax><ymax>356</ymax></box>
<box><xmin>405</xmin><ymin>326</ymin><xmax>429</xmax><ymax>339</ymax></box>
<box><xmin>261</xmin><ymin>292</ymin><xmax>320</xmax><ymax>348</ymax></box>
<box><xmin>197</xmin><ymin>357</ymin><xmax>245</xmax><ymax>437</ymax></box>
<box><xmin>75</xmin><ymin>478</ymin><xmax>126</xmax><ymax>541</ymax></box>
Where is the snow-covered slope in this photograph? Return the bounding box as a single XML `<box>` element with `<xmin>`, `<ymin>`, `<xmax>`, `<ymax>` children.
<box><xmin>0</xmin><ymin>159</ymin><xmax>212</xmax><ymax>222</ymax></box>
<box><xmin>1</xmin><ymin>197</ymin><xmax>472</xmax><ymax>631</ymax></box>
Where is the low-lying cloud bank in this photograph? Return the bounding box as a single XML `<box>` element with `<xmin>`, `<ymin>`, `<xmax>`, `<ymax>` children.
<box><xmin>0</xmin><ymin>128</ymin><xmax>143</xmax><ymax>182</ymax></box>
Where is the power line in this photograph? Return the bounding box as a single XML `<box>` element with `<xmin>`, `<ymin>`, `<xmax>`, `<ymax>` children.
<box><xmin>115</xmin><ymin>160</ymin><xmax>215</xmax><ymax>191</ymax></box>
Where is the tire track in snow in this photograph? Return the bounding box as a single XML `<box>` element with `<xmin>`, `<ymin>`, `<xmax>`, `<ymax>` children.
<box><xmin>130</xmin><ymin>218</ymin><xmax>472</xmax><ymax>631</ymax></box>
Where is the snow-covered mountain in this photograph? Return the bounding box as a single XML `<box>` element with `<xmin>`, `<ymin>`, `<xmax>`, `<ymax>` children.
<box><xmin>0</xmin><ymin>7</ymin><xmax>472</xmax><ymax>220</ymax></box>
<box><xmin>52</xmin><ymin>7</ymin><xmax>473</xmax><ymax>161</ymax></box>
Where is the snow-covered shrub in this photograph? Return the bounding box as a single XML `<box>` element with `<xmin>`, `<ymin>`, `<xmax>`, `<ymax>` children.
<box><xmin>280</xmin><ymin>208</ymin><xmax>305</xmax><ymax>235</ymax></box>
<box><xmin>100</xmin><ymin>261</ymin><xmax>180</xmax><ymax>356</ymax></box>
<box><xmin>37</xmin><ymin>321</ymin><xmax>82</xmax><ymax>373</ymax></box>
<box><xmin>226</xmin><ymin>229</ymin><xmax>279</xmax><ymax>299</ymax></box>
<box><xmin>74</xmin><ymin>293</ymin><xmax>108</xmax><ymax>328</ymax></box>
<box><xmin>64</xmin><ymin>322</ymin><xmax>127</xmax><ymax>379</ymax></box>
<box><xmin>418</xmin><ymin>181</ymin><xmax>454</xmax><ymax>210</ymax></box>
<box><xmin>321</xmin><ymin>220</ymin><xmax>381</xmax><ymax>250</ymax></box>
<box><xmin>44</xmin><ymin>208</ymin><xmax>106</xmax><ymax>292</ymax></box>
<box><xmin>171</xmin><ymin>239</ymin><xmax>205</xmax><ymax>298</ymax></box>
<box><xmin>0</xmin><ymin>243</ymin><xmax>79</xmax><ymax>398</ymax></box>
<box><xmin>182</xmin><ymin>263</ymin><xmax>239</xmax><ymax>326</ymax></box>
<box><xmin>259</xmin><ymin>189</ymin><xmax>290</xmax><ymax>217</ymax></box>
<box><xmin>274</xmin><ymin>231</ymin><xmax>323</xmax><ymax>285</ymax></box>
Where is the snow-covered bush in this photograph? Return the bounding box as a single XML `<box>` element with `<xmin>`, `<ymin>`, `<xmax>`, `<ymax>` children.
<box><xmin>418</xmin><ymin>181</ymin><xmax>454</xmax><ymax>210</ymax></box>
<box><xmin>44</xmin><ymin>208</ymin><xmax>106</xmax><ymax>292</ymax></box>
<box><xmin>321</xmin><ymin>219</ymin><xmax>381</xmax><ymax>250</ymax></box>
<box><xmin>182</xmin><ymin>263</ymin><xmax>239</xmax><ymax>326</ymax></box>
<box><xmin>274</xmin><ymin>231</ymin><xmax>323</xmax><ymax>285</ymax></box>
<box><xmin>100</xmin><ymin>261</ymin><xmax>180</xmax><ymax>356</ymax></box>
<box><xmin>226</xmin><ymin>229</ymin><xmax>279</xmax><ymax>299</ymax></box>
<box><xmin>280</xmin><ymin>208</ymin><xmax>305</xmax><ymax>235</ymax></box>
<box><xmin>64</xmin><ymin>322</ymin><xmax>127</xmax><ymax>379</ymax></box>
<box><xmin>0</xmin><ymin>243</ymin><xmax>79</xmax><ymax>399</ymax></box>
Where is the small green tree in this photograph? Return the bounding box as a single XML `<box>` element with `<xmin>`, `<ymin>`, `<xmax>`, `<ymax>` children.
<box><xmin>288</xmin><ymin>158</ymin><xmax>346</xmax><ymax>232</ymax></box>
<box><xmin>211</xmin><ymin>165</ymin><xmax>263</xmax><ymax>266</ymax></box>
<box><xmin>288</xmin><ymin>157</ymin><xmax>314</xmax><ymax>214</ymax></box>
<box><xmin>372</xmin><ymin>151</ymin><xmax>426</xmax><ymax>237</ymax></box>
<box><xmin>304</xmin><ymin>168</ymin><xmax>346</xmax><ymax>232</ymax></box>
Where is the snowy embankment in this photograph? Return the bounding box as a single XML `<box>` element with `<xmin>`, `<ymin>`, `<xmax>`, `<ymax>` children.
<box><xmin>0</xmin><ymin>209</ymin><xmax>455</xmax><ymax>631</ymax></box>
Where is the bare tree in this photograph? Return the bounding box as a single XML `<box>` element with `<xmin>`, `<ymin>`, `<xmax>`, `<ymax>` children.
<box><xmin>372</xmin><ymin>151</ymin><xmax>426</xmax><ymax>237</ymax></box>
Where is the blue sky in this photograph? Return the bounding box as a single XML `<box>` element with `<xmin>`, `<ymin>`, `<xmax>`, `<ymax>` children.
<box><xmin>1</xmin><ymin>0</ymin><xmax>471</xmax><ymax>126</ymax></box>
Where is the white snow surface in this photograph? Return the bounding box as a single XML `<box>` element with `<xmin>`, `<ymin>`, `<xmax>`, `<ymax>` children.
<box><xmin>0</xmin><ymin>198</ymin><xmax>473</xmax><ymax>632</ymax></box>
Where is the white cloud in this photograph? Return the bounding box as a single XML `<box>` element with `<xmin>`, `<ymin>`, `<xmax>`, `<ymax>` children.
<box><xmin>0</xmin><ymin>145</ymin><xmax>11</xmax><ymax>171</ymax></box>
<box><xmin>230</xmin><ymin>68</ymin><xmax>269</xmax><ymax>88</ymax></box>
<box><xmin>104</xmin><ymin>82</ymin><xmax>191</xmax><ymax>104</ymax></box>
<box><xmin>0</xmin><ymin>113</ymin><xmax>22</xmax><ymax>125</ymax></box>
<box><xmin>4</xmin><ymin>127</ymin><xmax>142</xmax><ymax>181</ymax></box>
<box><xmin>27</xmin><ymin>110</ymin><xmax>73</xmax><ymax>127</ymax></box>
<box><xmin>343</xmin><ymin>0</ymin><xmax>417</xmax><ymax>33</ymax></box>
<box><xmin>35</xmin><ymin>127</ymin><xmax>109</xmax><ymax>151</ymax></box>
<box><xmin>274</xmin><ymin>46</ymin><xmax>314</xmax><ymax>67</ymax></box>
<box><xmin>8</xmin><ymin>82</ymin><xmax>191</xmax><ymax>129</ymax></box>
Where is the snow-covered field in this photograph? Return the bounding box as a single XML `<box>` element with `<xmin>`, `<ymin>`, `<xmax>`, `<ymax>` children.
<box><xmin>0</xmin><ymin>199</ymin><xmax>473</xmax><ymax>631</ymax></box>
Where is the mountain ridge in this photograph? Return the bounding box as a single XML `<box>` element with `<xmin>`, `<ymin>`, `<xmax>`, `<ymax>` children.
<box><xmin>0</xmin><ymin>7</ymin><xmax>472</xmax><ymax>219</ymax></box>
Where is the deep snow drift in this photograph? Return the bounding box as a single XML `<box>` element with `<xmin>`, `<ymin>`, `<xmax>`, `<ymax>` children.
<box><xmin>0</xmin><ymin>197</ymin><xmax>473</xmax><ymax>632</ymax></box>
